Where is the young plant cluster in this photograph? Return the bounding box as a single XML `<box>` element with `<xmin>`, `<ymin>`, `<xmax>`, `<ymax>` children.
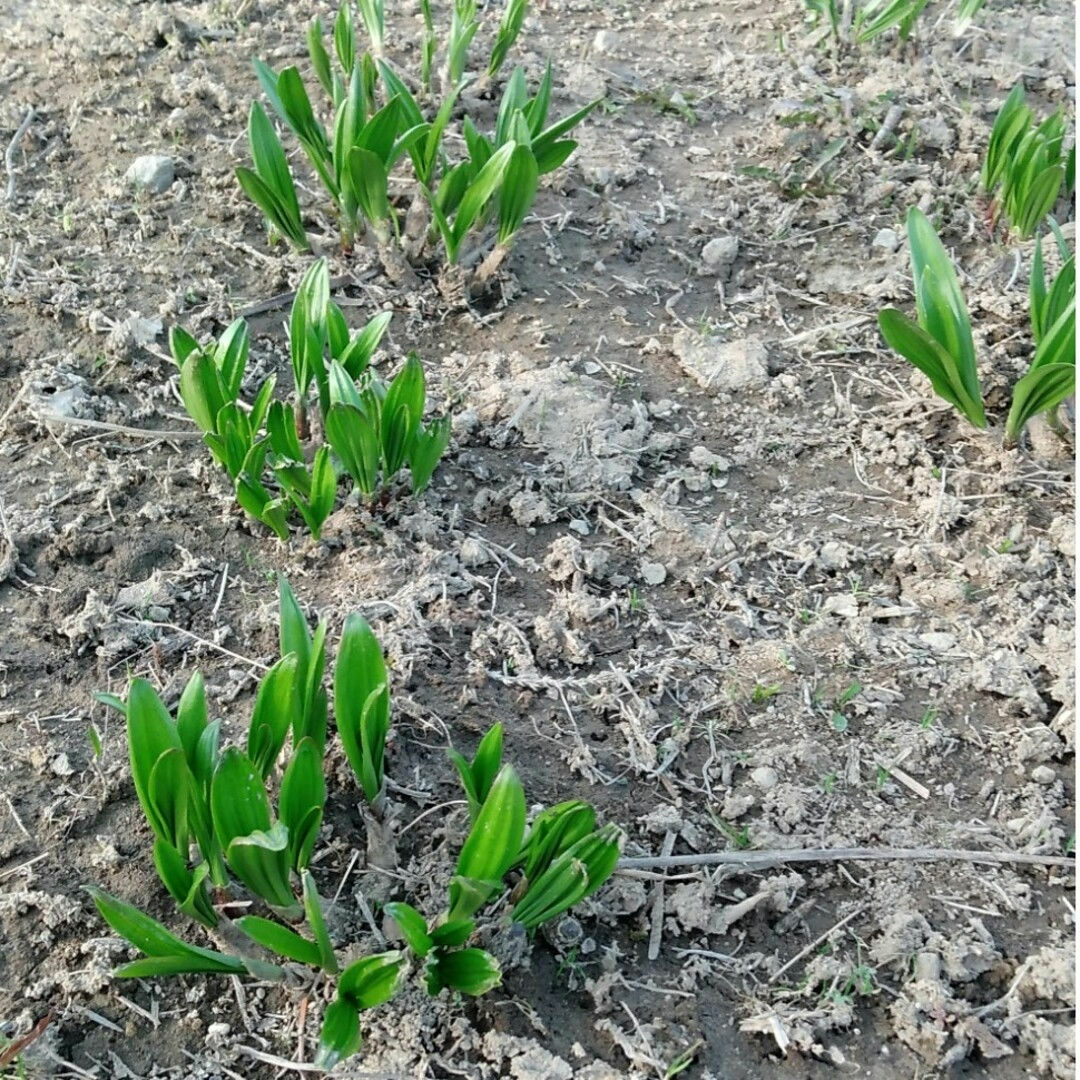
<box><xmin>878</xmin><ymin>208</ymin><xmax>1074</xmax><ymax>448</ymax></box>
<box><xmin>805</xmin><ymin>0</ymin><xmax>990</xmax><ymax>45</ymax></box>
<box><xmin>981</xmin><ymin>84</ymin><xmax>1075</xmax><ymax>240</ymax></box>
<box><xmin>89</xmin><ymin>578</ymin><xmax>623</xmax><ymax>1071</ymax></box>
<box><xmin>238</xmin><ymin>0</ymin><xmax>597</xmax><ymax>293</ymax></box>
<box><xmin>804</xmin><ymin>0</ymin><xmax>927</xmax><ymax>45</ymax></box>
<box><xmin>171</xmin><ymin>259</ymin><xmax>450</xmax><ymax>542</ymax></box>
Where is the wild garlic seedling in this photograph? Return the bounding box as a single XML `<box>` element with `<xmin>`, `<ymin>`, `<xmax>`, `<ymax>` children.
<box><xmin>878</xmin><ymin>207</ymin><xmax>987</xmax><ymax>429</ymax></box>
<box><xmin>90</xmin><ymin>600</ymin><xmax>622</xmax><ymax>1072</ymax></box>
<box><xmin>880</xmin><ymin>208</ymin><xmax>1076</xmax><ymax>449</ymax></box>
<box><xmin>170</xmin><ymin>260</ymin><xmax>450</xmax><ymax>542</ymax></box>
<box><xmin>982</xmin><ymin>85</ymin><xmax>1072</xmax><ymax>240</ymax></box>
<box><xmin>1006</xmin><ymin>228</ymin><xmax>1076</xmax><ymax>448</ymax></box>
<box><xmin>238</xmin><ymin>1</ymin><xmax>594</xmax><ymax>298</ymax></box>
<box><xmin>804</xmin><ymin>0</ymin><xmax>929</xmax><ymax>45</ymax></box>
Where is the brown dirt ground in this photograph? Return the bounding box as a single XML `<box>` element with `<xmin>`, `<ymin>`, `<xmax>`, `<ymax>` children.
<box><xmin>0</xmin><ymin>0</ymin><xmax>1074</xmax><ymax>1077</ymax></box>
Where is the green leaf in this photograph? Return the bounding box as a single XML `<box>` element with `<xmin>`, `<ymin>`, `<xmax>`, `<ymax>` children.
<box><xmin>267</xmin><ymin>401</ymin><xmax>304</xmax><ymax>460</ymax></box>
<box><xmin>497</xmin><ymin>144</ymin><xmax>539</xmax><ymax>245</ymax></box>
<box><xmin>338</xmin><ymin>950</ymin><xmax>406</xmax><ymax>1009</ymax></box>
<box><xmin>338</xmin><ymin>310</ymin><xmax>392</xmax><ymax>378</ymax></box>
<box><xmin>86</xmin><ymin>887</ymin><xmax>250</xmax><ymax>975</ymax></box>
<box><xmin>290</xmin><ymin>259</ymin><xmax>331</xmax><ymax>408</ymax></box>
<box><xmin>347</xmin><ymin>147</ymin><xmax>392</xmax><ymax>226</ymax></box>
<box><xmin>453</xmin><ymin>764</ymin><xmax>525</xmax><ymax>913</ymax></box>
<box><xmin>246</xmin><ymin>654</ymin><xmax>300</xmax><ymax>780</ymax></box>
<box><xmin>446</xmin><ymin>875</ymin><xmax>497</xmax><ymax>922</ymax></box>
<box><xmin>383</xmin><ymin>901</ymin><xmax>433</xmax><ymax>957</ymax></box>
<box><xmin>307</xmin><ymin>17</ymin><xmax>335</xmax><ymax>100</ymax></box>
<box><xmin>175</xmin><ymin>672</ymin><xmax>208</xmax><ymax>774</ymax></box>
<box><xmin>126</xmin><ymin>680</ymin><xmax>183</xmax><ymax>844</ymax></box>
<box><xmin>533</xmin><ymin>99</ymin><xmax>601</xmax><ymax>157</ymax></box>
<box><xmin>235</xmin><ymin>915</ymin><xmax>322</xmax><ymax>967</ymax></box>
<box><xmin>334</xmin><ymin>615</ymin><xmax>390</xmax><ymax>804</ymax></box>
<box><xmin>153</xmin><ymin>843</ymin><xmax>218</xmax><ymax>927</ymax></box>
<box><xmin>428</xmin><ymin>918</ymin><xmax>474</xmax><ymax>949</ymax></box>
<box><xmin>302</xmin><ymin>870</ymin><xmax>339</xmax><ymax>973</ymax></box>
<box><xmin>878</xmin><ymin>308</ymin><xmax>986</xmax><ymax>426</ymax></box>
<box><xmin>533</xmin><ymin>139</ymin><xmax>576</xmax><ymax>175</ymax></box>
<box><xmin>488</xmin><ymin>0</ymin><xmax>528</xmax><ymax>77</ymax></box>
<box><xmin>407</xmin><ymin>416</ymin><xmax>451</xmax><ymax>495</ymax></box>
<box><xmin>520</xmin><ymin>800</ymin><xmax>596</xmax><ymax>882</ymax></box>
<box><xmin>147</xmin><ymin>747</ymin><xmax>190</xmax><ymax>852</ymax></box>
<box><xmin>446</xmin><ymin>141</ymin><xmax>516</xmax><ymax>261</ymax></box>
<box><xmin>179</xmin><ymin>352</ymin><xmax>227</xmax><ymax>435</ymax></box>
<box><xmin>326</xmin><ymin>403</ymin><xmax>381</xmax><ymax>498</ymax></box>
<box><xmin>380</xmin><ymin>354</ymin><xmax>425</xmax><ymax>476</ymax></box>
<box><xmin>210</xmin><ymin>749</ymin><xmax>298</xmax><ymax>914</ymax></box>
<box><xmin>169</xmin><ymin>326</ymin><xmax>200</xmax><ymax>367</ymax></box>
<box><xmin>242</xmin><ymin>101</ymin><xmax>308</xmax><ymax>250</ymax></box>
<box><xmin>1006</xmin><ymin>298</ymin><xmax>1076</xmax><ymax>445</ymax></box>
<box><xmin>279</xmin><ymin>737</ymin><xmax>325</xmax><ymax>873</ymax></box>
<box><xmin>512</xmin><ymin>824</ymin><xmax>623</xmax><ymax>930</ymax></box>
<box><xmin>426</xmin><ymin>947</ymin><xmax>501</xmax><ymax>997</ymax></box>
<box><xmin>316</xmin><ymin>997</ymin><xmax>362</xmax><ymax>1071</ymax></box>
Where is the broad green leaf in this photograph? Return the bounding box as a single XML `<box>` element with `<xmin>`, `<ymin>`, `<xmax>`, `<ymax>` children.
<box><xmin>347</xmin><ymin>147</ymin><xmax>392</xmax><ymax>225</ymax></box>
<box><xmin>383</xmin><ymin>901</ymin><xmax>433</xmax><ymax>957</ymax></box>
<box><xmin>214</xmin><ymin>320</ymin><xmax>249</xmax><ymax>402</ymax></box>
<box><xmin>302</xmin><ymin>870</ymin><xmax>339</xmax><ymax>973</ymax></box>
<box><xmin>455</xmin><ymin>764</ymin><xmax>525</xmax><ymax>889</ymax></box>
<box><xmin>86</xmin><ymin>887</ymin><xmax>248</xmax><ymax>974</ymax></box>
<box><xmin>153</xmin><ymin>843</ymin><xmax>217</xmax><ymax>927</ymax></box>
<box><xmin>175</xmin><ymin>672</ymin><xmax>208</xmax><ymax>774</ymax></box>
<box><xmin>512</xmin><ymin>824</ymin><xmax>623</xmax><ymax>930</ymax></box>
<box><xmin>246</xmin><ymin>654</ymin><xmax>300</xmax><ymax>779</ymax></box>
<box><xmin>426</xmin><ymin>947</ymin><xmax>501</xmax><ymax>997</ymax></box>
<box><xmin>279</xmin><ymin>737</ymin><xmax>325</xmax><ymax>872</ymax></box>
<box><xmin>428</xmin><ymin>919</ymin><xmax>474</xmax><ymax>949</ymax></box>
<box><xmin>316</xmin><ymin>997</ymin><xmax>362</xmax><ymax>1070</ymax></box>
<box><xmin>338</xmin><ymin>310</ymin><xmax>392</xmax><ymax>377</ymax></box>
<box><xmin>169</xmin><ymin>326</ymin><xmax>200</xmax><ymax>367</ymax></box>
<box><xmin>380</xmin><ymin>355</ymin><xmax>425</xmax><ymax>476</ymax></box>
<box><xmin>448</xmin><ymin>142</ymin><xmax>516</xmax><ymax>258</ymax></box>
<box><xmin>520</xmin><ymin>800</ymin><xmax>596</xmax><ymax>882</ymax></box>
<box><xmin>227</xmin><ymin>822</ymin><xmax>300</xmax><ymax>916</ymax></box>
<box><xmin>533</xmin><ymin>139</ymin><xmax>577</xmax><ymax>175</ymax></box>
<box><xmin>497</xmin><ymin>145</ymin><xmax>539</xmax><ymax>245</ymax></box>
<box><xmin>878</xmin><ymin>308</ymin><xmax>986</xmax><ymax>426</ymax></box>
<box><xmin>126</xmin><ymin>680</ymin><xmax>183</xmax><ymax>843</ymax></box>
<box><xmin>179</xmin><ymin>353</ymin><xmax>227</xmax><ymax>435</ymax></box>
<box><xmin>338</xmin><ymin>950</ymin><xmax>406</xmax><ymax>1009</ymax></box>
<box><xmin>334</xmin><ymin>615</ymin><xmax>390</xmax><ymax>803</ymax></box>
<box><xmin>235</xmin><ymin>915</ymin><xmax>322</xmax><ymax>967</ymax></box>
<box><xmin>326</xmin><ymin>403</ymin><xmax>380</xmax><ymax>497</ymax></box>
<box><xmin>147</xmin><ymin>747</ymin><xmax>190</xmax><ymax>852</ymax></box>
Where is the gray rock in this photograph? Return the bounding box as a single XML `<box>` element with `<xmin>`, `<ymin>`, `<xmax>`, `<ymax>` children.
<box><xmin>124</xmin><ymin>153</ymin><xmax>175</xmax><ymax>193</ymax></box>
<box><xmin>1031</xmin><ymin>765</ymin><xmax>1056</xmax><ymax>784</ymax></box>
<box><xmin>700</xmin><ymin>235</ymin><xmax>739</xmax><ymax>278</ymax></box>
<box><xmin>640</xmin><ymin>560</ymin><xmax>667</xmax><ymax>585</ymax></box>
<box><xmin>592</xmin><ymin>29</ymin><xmax>619</xmax><ymax>54</ymax></box>
<box><xmin>672</xmin><ymin>331</ymin><xmax>769</xmax><ymax>393</ymax></box>
<box><xmin>872</xmin><ymin>227</ymin><xmax>900</xmax><ymax>252</ymax></box>
<box><xmin>750</xmin><ymin>765</ymin><xmax>778</xmax><ymax>790</ymax></box>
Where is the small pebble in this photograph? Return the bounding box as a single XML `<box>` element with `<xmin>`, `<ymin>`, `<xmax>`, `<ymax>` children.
<box><xmin>1031</xmin><ymin>765</ymin><xmax>1056</xmax><ymax>785</ymax></box>
<box><xmin>51</xmin><ymin>753</ymin><xmax>74</xmax><ymax>777</ymax></box>
<box><xmin>640</xmin><ymin>560</ymin><xmax>667</xmax><ymax>585</ymax></box>
<box><xmin>124</xmin><ymin>153</ymin><xmax>175</xmax><ymax>194</ymax></box>
<box><xmin>700</xmin><ymin>235</ymin><xmax>739</xmax><ymax>278</ymax></box>
<box><xmin>872</xmin><ymin>227</ymin><xmax>900</xmax><ymax>252</ymax></box>
<box><xmin>750</xmin><ymin>765</ymin><xmax>778</xmax><ymax>790</ymax></box>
